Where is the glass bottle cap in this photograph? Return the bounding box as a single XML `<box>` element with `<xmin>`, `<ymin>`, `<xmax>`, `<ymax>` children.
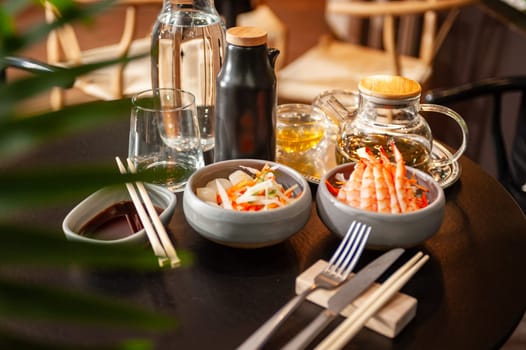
<box><xmin>358</xmin><ymin>75</ymin><xmax>421</xmax><ymax>100</ymax></box>
<box><xmin>226</xmin><ymin>26</ymin><xmax>267</xmax><ymax>47</ymax></box>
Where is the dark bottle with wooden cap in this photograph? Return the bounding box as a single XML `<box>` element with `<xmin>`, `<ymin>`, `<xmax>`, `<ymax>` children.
<box><xmin>214</xmin><ymin>26</ymin><xmax>280</xmax><ymax>162</ymax></box>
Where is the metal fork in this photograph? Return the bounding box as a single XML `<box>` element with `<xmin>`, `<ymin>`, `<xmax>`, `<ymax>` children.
<box><xmin>237</xmin><ymin>220</ymin><xmax>371</xmax><ymax>350</ymax></box>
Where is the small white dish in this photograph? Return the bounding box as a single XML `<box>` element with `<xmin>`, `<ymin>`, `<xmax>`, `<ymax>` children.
<box><xmin>63</xmin><ymin>184</ymin><xmax>176</xmax><ymax>245</ymax></box>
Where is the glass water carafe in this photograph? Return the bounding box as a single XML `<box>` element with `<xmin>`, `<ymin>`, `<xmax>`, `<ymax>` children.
<box><xmin>151</xmin><ymin>0</ymin><xmax>226</xmax><ymax>155</ymax></box>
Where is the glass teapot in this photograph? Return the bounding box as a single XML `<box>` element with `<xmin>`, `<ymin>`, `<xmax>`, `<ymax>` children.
<box><xmin>315</xmin><ymin>75</ymin><xmax>469</xmax><ymax>178</ymax></box>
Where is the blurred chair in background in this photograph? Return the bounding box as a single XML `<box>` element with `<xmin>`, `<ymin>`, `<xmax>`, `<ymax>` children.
<box><xmin>43</xmin><ymin>0</ymin><xmax>162</xmax><ymax>110</ymax></box>
<box><xmin>278</xmin><ymin>0</ymin><xmax>475</xmax><ymax>103</ymax></box>
<box><xmin>425</xmin><ymin>76</ymin><xmax>526</xmax><ymax>213</ymax></box>
<box><xmin>44</xmin><ymin>0</ymin><xmax>286</xmax><ymax>109</ymax></box>
<box><xmin>215</xmin><ymin>0</ymin><xmax>254</xmax><ymax>28</ymax></box>
<box><xmin>236</xmin><ymin>0</ymin><xmax>288</xmax><ymax>70</ymax></box>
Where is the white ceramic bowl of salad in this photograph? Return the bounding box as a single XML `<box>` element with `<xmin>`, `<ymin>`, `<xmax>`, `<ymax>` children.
<box><xmin>317</xmin><ymin>162</ymin><xmax>445</xmax><ymax>249</ymax></box>
<box><xmin>183</xmin><ymin>159</ymin><xmax>312</xmax><ymax>248</ymax></box>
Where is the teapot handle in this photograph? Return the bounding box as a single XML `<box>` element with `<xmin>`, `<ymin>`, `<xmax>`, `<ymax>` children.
<box><xmin>421</xmin><ymin>104</ymin><xmax>469</xmax><ymax>167</ymax></box>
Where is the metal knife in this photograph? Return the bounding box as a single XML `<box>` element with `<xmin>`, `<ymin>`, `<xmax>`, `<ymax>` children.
<box><xmin>282</xmin><ymin>248</ymin><xmax>405</xmax><ymax>350</ymax></box>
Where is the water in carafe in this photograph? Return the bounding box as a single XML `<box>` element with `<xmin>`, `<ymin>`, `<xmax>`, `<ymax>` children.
<box><xmin>151</xmin><ymin>0</ymin><xmax>225</xmax><ymax>156</ymax></box>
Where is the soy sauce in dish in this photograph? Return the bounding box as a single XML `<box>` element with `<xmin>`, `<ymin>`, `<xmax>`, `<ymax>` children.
<box><xmin>79</xmin><ymin>201</ymin><xmax>162</xmax><ymax>240</ymax></box>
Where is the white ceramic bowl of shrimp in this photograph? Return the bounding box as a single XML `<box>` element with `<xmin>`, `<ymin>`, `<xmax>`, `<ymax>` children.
<box><xmin>183</xmin><ymin>159</ymin><xmax>312</xmax><ymax>248</ymax></box>
<box><xmin>317</xmin><ymin>162</ymin><xmax>445</xmax><ymax>249</ymax></box>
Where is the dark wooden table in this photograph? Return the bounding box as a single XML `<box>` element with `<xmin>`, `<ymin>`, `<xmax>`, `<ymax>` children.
<box><xmin>4</xmin><ymin>120</ymin><xmax>526</xmax><ymax>349</ymax></box>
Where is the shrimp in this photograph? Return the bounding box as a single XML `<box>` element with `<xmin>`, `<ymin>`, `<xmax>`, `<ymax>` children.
<box><xmin>356</xmin><ymin>146</ymin><xmax>392</xmax><ymax>212</ymax></box>
<box><xmin>337</xmin><ymin>159</ymin><xmax>365</xmax><ymax>208</ymax></box>
<box><xmin>371</xmin><ymin>159</ymin><xmax>391</xmax><ymax>213</ymax></box>
<box><xmin>334</xmin><ymin>143</ymin><xmax>428</xmax><ymax>213</ymax></box>
<box><xmin>371</xmin><ymin>146</ymin><xmax>398</xmax><ymax>213</ymax></box>
<box><xmin>378</xmin><ymin>145</ymin><xmax>395</xmax><ymax>173</ymax></box>
<box><xmin>391</xmin><ymin>141</ymin><xmax>418</xmax><ymax>212</ymax></box>
<box><xmin>382</xmin><ymin>163</ymin><xmax>401</xmax><ymax>213</ymax></box>
<box><xmin>359</xmin><ymin>159</ymin><xmax>377</xmax><ymax>212</ymax></box>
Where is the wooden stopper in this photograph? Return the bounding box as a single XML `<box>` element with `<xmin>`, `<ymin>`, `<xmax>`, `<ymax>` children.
<box><xmin>226</xmin><ymin>26</ymin><xmax>267</xmax><ymax>47</ymax></box>
<box><xmin>359</xmin><ymin>75</ymin><xmax>421</xmax><ymax>99</ymax></box>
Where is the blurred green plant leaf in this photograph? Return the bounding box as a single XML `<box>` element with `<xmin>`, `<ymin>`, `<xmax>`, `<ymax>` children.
<box><xmin>0</xmin><ymin>0</ymin><xmax>115</xmax><ymax>57</ymax></box>
<box><xmin>0</xmin><ymin>223</ymin><xmax>193</xmax><ymax>267</ymax></box>
<box><xmin>0</xmin><ymin>277</ymin><xmax>176</xmax><ymax>330</ymax></box>
<box><xmin>0</xmin><ymin>98</ymin><xmax>131</xmax><ymax>158</ymax></box>
<box><xmin>0</xmin><ymin>165</ymin><xmax>174</xmax><ymax>214</ymax></box>
<box><xmin>0</xmin><ymin>329</ymin><xmax>153</xmax><ymax>350</ymax></box>
<box><xmin>0</xmin><ymin>223</ymin><xmax>154</xmax><ymax>267</ymax></box>
<box><xmin>0</xmin><ymin>0</ymin><xmax>186</xmax><ymax>347</ymax></box>
<box><xmin>0</xmin><ymin>55</ymin><xmax>145</xmax><ymax>117</ymax></box>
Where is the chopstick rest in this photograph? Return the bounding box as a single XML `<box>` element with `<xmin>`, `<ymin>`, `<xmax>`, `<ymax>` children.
<box><xmin>315</xmin><ymin>252</ymin><xmax>428</xmax><ymax>350</ymax></box>
<box><xmin>295</xmin><ymin>260</ymin><xmax>417</xmax><ymax>338</ymax></box>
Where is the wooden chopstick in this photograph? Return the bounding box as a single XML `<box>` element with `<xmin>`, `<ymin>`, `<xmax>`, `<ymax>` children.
<box><xmin>125</xmin><ymin>158</ymin><xmax>181</xmax><ymax>267</ymax></box>
<box><xmin>315</xmin><ymin>252</ymin><xmax>429</xmax><ymax>350</ymax></box>
<box><xmin>115</xmin><ymin>156</ymin><xmax>181</xmax><ymax>268</ymax></box>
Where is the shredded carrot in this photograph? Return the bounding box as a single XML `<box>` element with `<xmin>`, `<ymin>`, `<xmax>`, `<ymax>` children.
<box><xmin>196</xmin><ymin>164</ymin><xmax>302</xmax><ymax>211</ymax></box>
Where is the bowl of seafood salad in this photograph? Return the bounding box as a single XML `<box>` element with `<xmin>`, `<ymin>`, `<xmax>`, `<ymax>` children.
<box><xmin>183</xmin><ymin>159</ymin><xmax>312</xmax><ymax>248</ymax></box>
<box><xmin>195</xmin><ymin>162</ymin><xmax>301</xmax><ymax>211</ymax></box>
<box><xmin>317</xmin><ymin>144</ymin><xmax>445</xmax><ymax>249</ymax></box>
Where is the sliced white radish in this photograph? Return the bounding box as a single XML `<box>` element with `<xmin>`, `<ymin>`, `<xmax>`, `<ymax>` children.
<box><xmin>216</xmin><ymin>179</ymin><xmax>233</xmax><ymax>210</ymax></box>
<box><xmin>235</xmin><ymin>179</ymin><xmax>274</xmax><ymax>203</ymax></box>
<box><xmin>228</xmin><ymin>170</ymin><xmax>253</xmax><ymax>185</ymax></box>
<box><xmin>206</xmin><ymin>178</ymin><xmax>232</xmax><ymax>191</ymax></box>
<box><xmin>196</xmin><ymin>187</ymin><xmax>217</xmax><ymax>203</ymax></box>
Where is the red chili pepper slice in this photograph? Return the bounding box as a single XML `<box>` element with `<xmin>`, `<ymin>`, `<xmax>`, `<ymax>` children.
<box><xmin>325</xmin><ymin>180</ymin><xmax>339</xmax><ymax>197</ymax></box>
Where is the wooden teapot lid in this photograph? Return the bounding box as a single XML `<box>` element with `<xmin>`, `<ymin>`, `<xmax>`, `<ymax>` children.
<box><xmin>358</xmin><ymin>75</ymin><xmax>421</xmax><ymax>99</ymax></box>
<box><xmin>226</xmin><ymin>26</ymin><xmax>268</xmax><ymax>47</ymax></box>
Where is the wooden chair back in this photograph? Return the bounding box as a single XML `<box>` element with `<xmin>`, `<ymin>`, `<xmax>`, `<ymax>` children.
<box><xmin>325</xmin><ymin>0</ymin><xmax>476</xmax><ymax>80</ymax></box>
<box><xmin>43</xmin><ymin>0</ymin><xmax>162</xmax><ymax>109</ymax></box>
<box><xmin>278</xmin><ymin>0</ymin><xmax>476</xmax><ymax>102</ymax></box>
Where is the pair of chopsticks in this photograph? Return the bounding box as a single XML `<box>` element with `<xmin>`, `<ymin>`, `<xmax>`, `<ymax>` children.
<box><xmin>115</xmin><ymin>157</ymin><xmax>180</xmax><ymax>268</ymax></box>
<box><xmin>315</xmin><ymin>251</ymin><xmax>429</xmax><ymax>350</ymax></box>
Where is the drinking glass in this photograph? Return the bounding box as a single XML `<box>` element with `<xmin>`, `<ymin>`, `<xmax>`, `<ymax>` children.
<box><xmin>129</xmin><ymin>88</ymin><xmax>204</xmax><ymax>192</ymax></box>
<box><xmin>276</xmin><ymin>104</ymin><xmax>327</xmax><ymax>154</ymax></box>
<box><xmin>275</xmin><ymin>104</ymin><xmax>335</xmax><ymax>183</ymax></box>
